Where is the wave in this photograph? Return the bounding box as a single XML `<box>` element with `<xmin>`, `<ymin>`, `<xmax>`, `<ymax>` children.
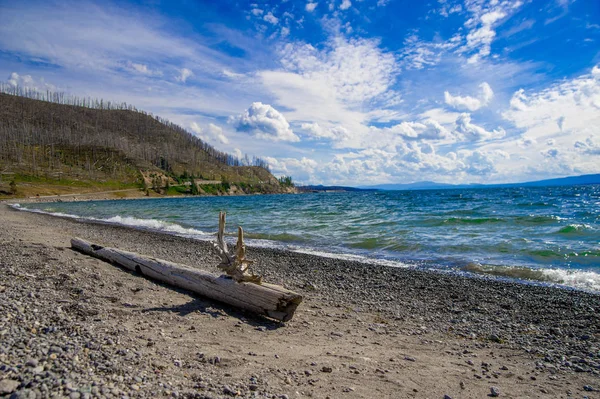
<box><xmin>513</xmin><ymin>215</ymin><xmax>563</xmax><ymax>225</ymax></box>
<box><xmin>292</xmin><ymin>248</ymin><xmax>411</xmax><ymax>269</ymax></box>
<box><xmin>462</xmin><ymin>263</ymin><xmax>600</xmax><ymax>292</ymax></box>
<box><xmin>244</xmin><ymin>232</ymin><xmax>310</xmax><ymax>243</ymax></box>
<box><xmin>11</xmin><ymin>204</ymin><xmax>208</xmax><ymax>238</ymax></box>
<box><xmin>555</xmin><ymin>224</ymin><xmax>593</xmax><ymax>235</ymax></box>
<box><xmin>443</xmin><ymin>217</ymin><xmax>503</xmax><ymax>225</ymax></box>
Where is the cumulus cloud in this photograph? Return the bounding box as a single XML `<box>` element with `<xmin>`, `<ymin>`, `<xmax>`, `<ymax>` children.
<box><xmin>176</xmin><ymin>68</ymin><xmax>193</xmax><ymax>83</ymax></box>
<box><xmin>574</xmin><ymin>136</ymin><xmax>600</xmax><ymax>155</ymax></box>
<box><xmin>190</xmin><ymin>122</ymin><xmax>229</xmax><ymax>145</ymax></box>
<box><xmin>263</xmin><ymin>12</ymin><xmax>279</xmax><ymax>25</ymax></box>
<box><xmin>444</xmin><ymin>82</ymin><xmax>494</xmax><ymax>111</ymax></box>
<box><xmin>503</xmin><ymin>65</ymin><xmax>600</xmax><ymax>143</ymax></box>
<box><xmin>541</xmin><ymin>148</ymin><xmax>559</xmax><ymax>158</ymax></box>
<box><xmin>455</xmin><ymin>113</ymin><xmax>505</xmax><ymax>141</ymax></box>
<box><xmin>300</xmin><ymin>123</ymin><xmax>352</xmax><ymax>141</ymax></box>
<box><xmin>339</xmin><ymin>0</ymin><xmax>352</xmax><ymax>10</ymax></box>
<box><xmin>305</xmin><ymin>2</ymin><xmax>318</xmax><ymax>12</ymax></box>
<box><xmin>5</xmin><ymin>72</ymin><xmax>57</xmax><ymax>91</ymax></box>
<box><xmin>264</xmin><ymin>156</ymin><xmax>318</xmax><ymax>183</ymax></box>
<box><xmin>259</xmin><ymin>35</ymin><xmax>400</xmax><ymax>148</ymax></box>
<box><xmin>232</xmin><ymin>102</ymin><xmax>300</xmax><ymax>142</ymax></box>
<box><xmin>382</xmin><ymin>120</ymin><xmax>450</xmax><ymax>141</ymax></box>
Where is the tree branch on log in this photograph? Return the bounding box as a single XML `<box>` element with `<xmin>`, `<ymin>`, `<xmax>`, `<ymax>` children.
<box><xmin>212</xmin><ymin>211</ymin><xmax>262</xmax><ymax>284</ymax></box>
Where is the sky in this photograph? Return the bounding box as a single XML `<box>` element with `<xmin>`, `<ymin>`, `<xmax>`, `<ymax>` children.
<box><xmin>1</xmin><ymin>0</ymin><xmax>599</xmax><ymax>185</ymax></box>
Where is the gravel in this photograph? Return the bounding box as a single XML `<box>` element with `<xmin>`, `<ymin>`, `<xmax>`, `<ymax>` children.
<box><xmin>1</xmin><ymin>204</ymin><xmax>599</xmax><ymax>398</ymax></box>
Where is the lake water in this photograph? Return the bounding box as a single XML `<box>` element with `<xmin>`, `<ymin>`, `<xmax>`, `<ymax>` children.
<box><xmin>15</xmin><ymin>184</ymin><xmax>600</xmax><ymax>292</ymax></box>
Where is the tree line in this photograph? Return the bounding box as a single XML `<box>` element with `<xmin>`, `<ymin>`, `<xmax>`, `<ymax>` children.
<box><xmin>0</xmin><ymin>85</ymin><xmax>272</xmax><ymax>183</ymax></box>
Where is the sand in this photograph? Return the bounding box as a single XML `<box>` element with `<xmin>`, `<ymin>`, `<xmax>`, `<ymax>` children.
<box><xmin>0</xmin><ymin>202</ymin><xmax>599</xmax><ymax>398</ymax></box>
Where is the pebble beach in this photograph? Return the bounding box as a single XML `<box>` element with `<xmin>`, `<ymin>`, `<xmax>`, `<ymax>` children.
<box><xmin>1</xmin><ymin>202</ymin><xmax>599</xmax><ymax>398</ymax></box>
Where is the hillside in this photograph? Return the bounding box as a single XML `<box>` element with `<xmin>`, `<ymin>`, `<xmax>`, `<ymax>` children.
<box><xmin>0</xmin><ymin>91</ymin><xmax>288</xmax><ymax>197</ymax></box>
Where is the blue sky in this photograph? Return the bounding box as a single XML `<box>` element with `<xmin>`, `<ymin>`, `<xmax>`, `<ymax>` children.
<box><xmin>1</xmin><ymin>0</ymin><xmax>599</xmax><ymax>185</ymax></box>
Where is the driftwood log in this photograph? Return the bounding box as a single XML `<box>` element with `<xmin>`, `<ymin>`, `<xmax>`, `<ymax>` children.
<box><xmin>71</xmin><ymin>238</ymin><xmax>302</xmax><ymax>321</ymax></box>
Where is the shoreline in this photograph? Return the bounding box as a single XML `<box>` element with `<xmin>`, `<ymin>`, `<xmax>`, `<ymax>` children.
<box><xmin>1</xmin><ymin>203</ymin><xmax>599</xmax><ymax>398</ymax></box>
<box><xmin>8</xmin><ymin>199</ymin><xmax>600</xmax><ymax>295</ymax></box>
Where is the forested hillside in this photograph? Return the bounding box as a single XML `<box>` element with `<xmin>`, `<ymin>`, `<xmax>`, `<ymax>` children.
<box><xmin>0</xmin><ymin>87</ymin><xmax>287</xmax><ymax>197</ymax></box>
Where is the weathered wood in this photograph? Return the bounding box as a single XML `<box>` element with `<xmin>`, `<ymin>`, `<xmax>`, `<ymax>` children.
<box><xmin>71</xmin><ymin>238</ymin><xmax>302</xmax><ymax>321</ymax></box>
<box><xmin>212</xmin><ymin>211</ymin><xmax>261</xmax><ymax>283</ymax></box>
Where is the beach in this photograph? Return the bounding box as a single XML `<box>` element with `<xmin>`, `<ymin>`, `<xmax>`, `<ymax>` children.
<box><xmin>1</xmin><ymin>202</ymin><xmax>599</xmax><ymax>398</ymax></box>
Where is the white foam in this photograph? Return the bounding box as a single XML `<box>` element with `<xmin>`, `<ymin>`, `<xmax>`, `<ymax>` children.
<box><xmin>292</xmin><ymin>248</ymin><xmax>411</xmax><ymax>269</ymax></box>
<box><xmin>540</xmin><ymin>269</ymin><xmax>600</xmax><ymax>292</ymax></box>
<box><xmin>11</xmin><ymin>204</ymin><xmax>208</xmax><ymax>238</ymax></box>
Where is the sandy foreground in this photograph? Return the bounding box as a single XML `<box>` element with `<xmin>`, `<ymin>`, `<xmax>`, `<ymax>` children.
<box><xmin>0</xmin><ymin>202</ymin><xmax>599</xmax><ymax>399</ymax></box>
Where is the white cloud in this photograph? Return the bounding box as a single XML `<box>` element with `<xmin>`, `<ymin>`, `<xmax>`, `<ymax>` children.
<box><xmin>503</xmin><ymin>65</ymin><xmax>600</xmax><ymax>144</ymax></box>
<box><xmin>259</xmin><ymin>35</ymin><xmax>400</xmax><ymax>148</ymax></box>
<box><xmin>128</xmin><ymin>62</ymin><xmax>150</xmax><ymax>74</ymax></box>
<box><xmin>305</xmin><ymin>2</ymin><xmax>318</xmax><ymax>12</ymax></box>
<box><xmin>263</xmin><ymin>12</ymin><xmax>279</xmax><ymax>25</ymax></box>
<box><xmin>251</xmin><ymin>8</ymin><xmax>264</xmax><ymax>16</ymax></box>
<box><xmin>455</xmin><ymin>113</ymin><xmax>505</xmax><ymax>141</ymax></box>
<box><xmin>176</xmin><ymin>68</ymin><xmax>193</xmax><ymax>83</ymax></box>
<box><xmin>460</xmin><ymin>1</ymin><xmax>524</xmax><ymax>63</ymax></box>
<box><xmin>0</xmin><ymin>2</ymin><xmax>233</xmax><ymax>78</ymax></box>
<box><xmin>339</xmin><ymin>0</ymin><xmax>352</xmax><ymax>10</ymax></box>
<box><xmin>222</xmin><ymin>69</ymin><xmax>245</xmax><ymax>79</ymax></box>
<box><xmin>574</xmin><ymin>136</ymin><xmax>600</xmax><ymax>155</ymax></box>
<box><xmin>232</xmin><ymin>102</ymin><xmax>300</xmax><ymax>142</ymax></box>
<box><xmin>444</xmin><ymin>82</ymin><xmax>494</xmax><ymax>111</ymax></box>
<box><xmin>190</xmin><ymin>122</ymin><xmax>229</xmax><ymax>145</ymax></box>
<box><xmin>400</xmin><ymin>33</ymin><xmax>462</xmax><ymax>70</ymax></box>
<box><xmin>278</xmin><ymin>37</ymin><xmax>397</xmax><ymax>106</ymax></box>
<box><xmin>541</xmin><ymin>148</ymin><xmax>559</xmax><ymax>158</ymax></box>
<box><xmin>5</xmin><ymin>72</ymin><xmax>57</xmax><ymax>91</ymax></box>
<box><xmin>380</xmin><ymin>120</ymin><xmax>450</xmax><ymax>141</ymax></box>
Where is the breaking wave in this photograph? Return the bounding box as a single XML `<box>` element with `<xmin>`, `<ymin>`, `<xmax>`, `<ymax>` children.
<box><xmin>11</xmin><ymin>204</ymin><xmax>208</xmax><ymax>238</ymax></box>
<box><xmin>463</xmin><ymin>262</ymin><xmax>600</xmax><ymax>292</ymax></box>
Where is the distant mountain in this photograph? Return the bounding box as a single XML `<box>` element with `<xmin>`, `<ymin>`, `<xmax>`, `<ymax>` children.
<box><xmin>297</xmin><ymin>185</ymin><xmax>376</xmax><ymax>193</ymax></box>
<box><xmin>359</xmin><ymin>174</ymin><xmax>600</xmax><ymax>191</ymax></box>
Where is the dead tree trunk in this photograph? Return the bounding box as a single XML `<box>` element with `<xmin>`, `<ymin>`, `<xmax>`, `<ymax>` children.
<box><xmin>71</xmin><ymin>238</ymin><xmax>302</xmax><ymax>322</ymax></box>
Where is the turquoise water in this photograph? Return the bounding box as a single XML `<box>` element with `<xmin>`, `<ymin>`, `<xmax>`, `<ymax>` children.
<box><xmin>16</xmin><ymin>185</ymin><xmax>600</xmax><ymax>292</ymax></box>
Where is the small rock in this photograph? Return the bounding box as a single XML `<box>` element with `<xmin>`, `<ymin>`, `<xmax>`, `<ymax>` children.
<box><xmin>490</xmin><ymin>386</ymin><xmax>500</xmax><ymax>397</ymax></box>
<box><xmin>460</xmin><ymin>381</ymin><xmax>465</xmax><ymax>390</ymax></box>
<box><xmin>25</xmin><ymin>359</ymin><xmax>39</xmax><ymax>367</ymax></box>
<box><xmin>255</xmin><ymin>326</ymin><xmax>267</xmax><ymax>332</ymax></box>
<box><xmin>583</xmin><ymin>385</ymin><xmax>595</xmax><ymax>392</ymax></box>
<box><xmin>223</xmin><ymin>385</ymin><xmax>237</xmax><ymax>396</ymax></box>
<box><xmin>488</xmin><ymin>334</ymin><xmax>502</xmax><ymax>343</ymax></box>
<box><xmin>0</xmin><ymin>379</ymin><xmax>20</xmax><ymax>395</ymax></box>
<box><xmin>321</xmin><ymin>366</ymin><xmax>333</xmax><ymax>373</ymax></box>
<box><xmin>444</xmin><ymin>395</ymin><xmax>453</xmax><ymax>399</ymax></box>
<box><xmin>404</xmin><ymin>356</ymin><xmax>416</xmax><ymax>362</ymax></box>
